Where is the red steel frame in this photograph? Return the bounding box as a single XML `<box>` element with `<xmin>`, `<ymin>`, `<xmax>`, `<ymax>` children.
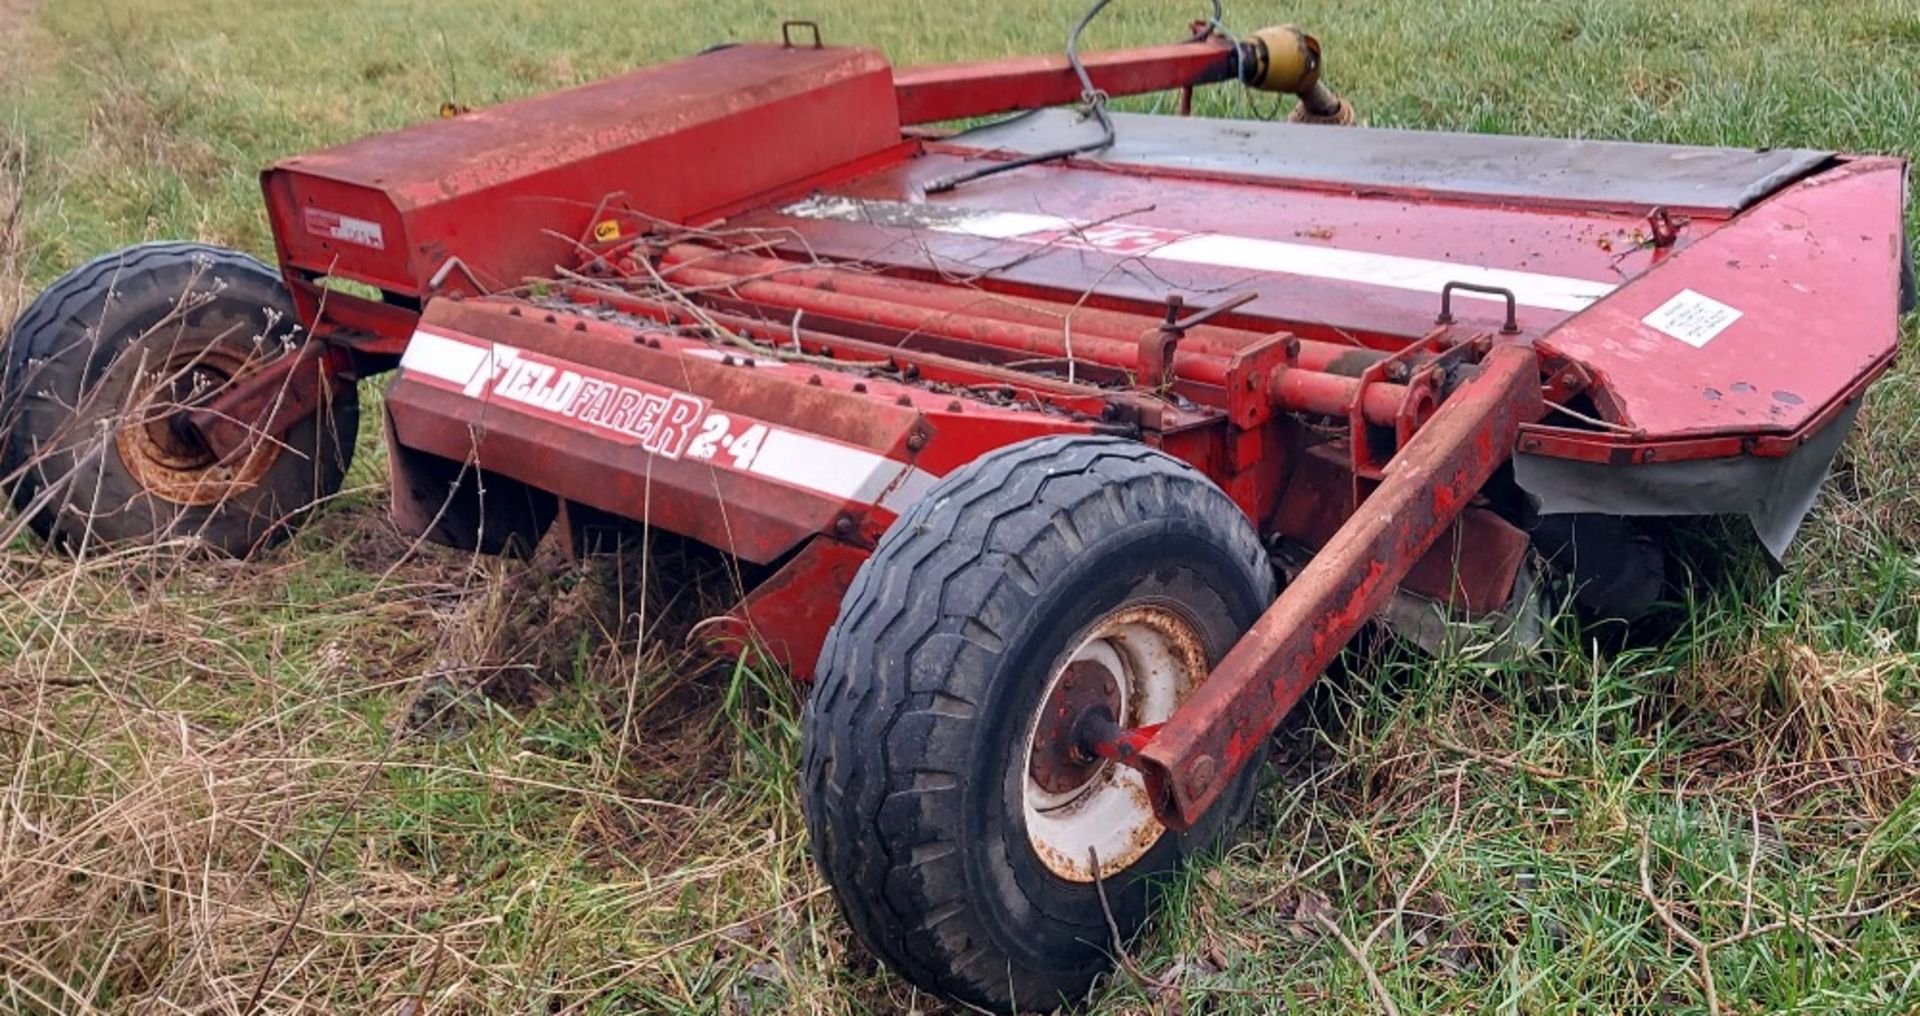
<box><xmin>205</xmin><ymin>30</ymin><xmax>1906</xmax><ymax>834</ymax></box>
<box><xmin>893</xmin><ymin>34</ymin><xmax>1238</xmax><ymax>125</ymax></box>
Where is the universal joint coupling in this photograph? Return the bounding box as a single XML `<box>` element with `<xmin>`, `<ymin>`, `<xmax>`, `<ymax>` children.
<box><xmin>1236</xmin><ymin>25</ymin><xmax>1356</xmax><ymax>126</ymax></box>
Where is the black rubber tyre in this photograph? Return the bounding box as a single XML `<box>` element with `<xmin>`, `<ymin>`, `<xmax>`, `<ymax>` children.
<box><xmin>802</xmin><ymin>435</ymin><xmax>1276</xmax><ymax>1011</ymax></box>
<box><xmin>1</xmin><ymin>243</ymin><xmax>357</xmax><ymax>556</ymax></box>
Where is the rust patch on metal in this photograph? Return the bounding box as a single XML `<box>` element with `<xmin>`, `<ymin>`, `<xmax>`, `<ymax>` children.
<box><xmin>115</xmin><ymin>348</ymin><xmax>280</xmax><ymax>506</ymax></box>
<box><xmin>1024</xmin><ymin>602</ymin><xmax>1210</xmax><ymax>882</ymax></box>
<box><xmin>1028</xmin><ymin>659</ymin><xmax>1122</xmax><ymax>794</ymax></box>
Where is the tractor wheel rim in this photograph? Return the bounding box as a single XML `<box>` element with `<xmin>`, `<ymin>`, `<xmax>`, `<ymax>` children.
<box><xmin>113</xmin><ymin>345</ymin><xmax>279</xmax><ymax>506</ymax></box>
<box><xmin>1022</xmin><ymin>602</ymin><xmax>1209</xmax><ymax>883</ymax></box>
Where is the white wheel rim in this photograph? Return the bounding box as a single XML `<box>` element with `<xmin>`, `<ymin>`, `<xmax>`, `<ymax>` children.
<box><xmin>1021</xmin><ymin>603</ymin><xmax>1210</xmax><ymax>883</ymax></box>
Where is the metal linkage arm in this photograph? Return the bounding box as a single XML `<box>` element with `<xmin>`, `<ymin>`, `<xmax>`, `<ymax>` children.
<box><xmin>892</xmin><ymin>39</ymin><xmax>1239</xmax><ymax>126</ymax></box>
<box><xmin>1135</xmin><ymin>344</ymin><xmax>1546</xmax><ymax>829</ymax></box>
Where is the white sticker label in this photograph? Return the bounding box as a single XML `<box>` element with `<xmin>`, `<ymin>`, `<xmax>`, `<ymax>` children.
<box><xmin>304</xmin><ymin>207</ymin><xmax>386</xmax><ymax>251</ymax></box>
<box><xmin>1641</xmin><ymin>289</ymin><xmax>1742</xmax><ymax>348</ymax></box>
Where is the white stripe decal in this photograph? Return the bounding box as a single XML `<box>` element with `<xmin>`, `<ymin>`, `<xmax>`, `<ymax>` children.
<box><xmin>399</xmin><ymin>327</ymin><xmax>939</xmax><ymax>515</ymax></box>
<box><xmin>399</xmin><ymin>327</ymin><xmax>491</xmax><ymax>386</ymax></box>
<box><xmin>746</xmin><ymin>429</ymin><xmax>932</xmax><ymax>511</ymax></box>
<box><xmin>783</xmin><ymin>196</ymin><xmax>1616</xmax><ymax>313</ymax></box>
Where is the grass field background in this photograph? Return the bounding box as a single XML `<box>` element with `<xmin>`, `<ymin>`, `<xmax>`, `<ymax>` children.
<box><xmin>2</xmin><ymin>0</ymin><xmax>1918</xmax><ymax>1012</ymax></box>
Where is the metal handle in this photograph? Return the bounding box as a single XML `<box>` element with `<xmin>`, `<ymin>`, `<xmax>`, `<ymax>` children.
<box><xmin>1436</xmin><ymin>281</ymin><xmax>1519</xmax><ymax>335</ymax></box>
<box><xmin>781</xmin><ymin>20</ymin><xmax>822</xmax><ymax>49</ymax></box>
<box><xmin>1162</xmin><ymin>290</ymin><xmax>1259</xmax><ymax>334</ymax></box>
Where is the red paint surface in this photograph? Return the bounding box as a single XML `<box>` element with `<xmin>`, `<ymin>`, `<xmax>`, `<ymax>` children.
<box><xmin>894</xmin><ymin>39</ymin><xmax>1237</xmax><ymax>125</ymax></box>
<box><xmin>1136</xmin><ymin>345</ymin><xmax>1545</xmax><ymax>829</ymax></box>
<box><xmin>1527</xmin><ymin>157</ymin><xmax>1907</xmax><ymax>458</ymax></box>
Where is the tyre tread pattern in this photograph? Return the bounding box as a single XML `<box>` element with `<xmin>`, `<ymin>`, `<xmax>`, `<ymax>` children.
<box><xmin>801</xmin><ymin>435</ymin><xmax>1272</xmax><ymax>1008</ymax></box>
<box><xmin>3</xmin><ymin>242</ymin><xmax>277</xmax><ymax>489</ymax></box>
<box><xmin>2</xmin><ymin>242</ymin><xmax>357</xmax><ymax>553</ymax></box>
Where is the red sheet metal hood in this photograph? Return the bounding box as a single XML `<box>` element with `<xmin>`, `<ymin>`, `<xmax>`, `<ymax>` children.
<box><xmin>1533</xmin><ymin>156</ymin><xmax>1908</xmax><ymax>454</ymax></box>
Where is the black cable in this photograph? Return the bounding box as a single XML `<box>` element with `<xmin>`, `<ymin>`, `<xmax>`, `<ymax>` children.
<box><xmin>925</xmin><ymin>0</ymin><xmax>1226</xmax><ymax>194</ymax></box>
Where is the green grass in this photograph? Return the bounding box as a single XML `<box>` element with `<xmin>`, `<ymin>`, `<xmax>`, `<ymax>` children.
<box><xmin>2</xmin><ymin>0</ymin><xmax>1918</xmax><ymax>1013</ymax></box>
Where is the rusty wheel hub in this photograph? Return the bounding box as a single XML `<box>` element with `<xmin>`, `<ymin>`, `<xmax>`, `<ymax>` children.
<box><xmin>1021</xmin><ymin>603</ymin><xmax>1210</xmax><ymax>883</ymax></box>
<box><xmin>1027</xmin><ymin>659</ymin><xmax>1123</xmax><ymax>795</ymax></box>
<box><xmin>113</xmin><ymin>347</ymin><xmax>278</xmax><ymax>506</ymax></box>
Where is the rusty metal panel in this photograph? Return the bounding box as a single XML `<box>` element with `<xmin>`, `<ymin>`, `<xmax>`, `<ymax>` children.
<box><xmin>702</xmin><ymin>537</ymin><xmax>873</xmax><ymax>678</ymax></box>
<box><xmin>1530</xmin><ymin>157</ymin><xmax>1907</xmax><ymax>449</ymax></box>
<box><xmin>894</xmin><ymin>41</ymin><xmax>1236</xmax><ymax>125</ymax></box>
<box><xmin>382</xmin><ymin>298</ymin><xmax>1095</xmax><ymax>563</ymax></box>
<box><xmin>1272</xmin><ymin>445</ymin><xmax>1529</xmax><ymax>615</ymax></box>
<box><xmin>741</xmin><ymin>168</ymin><xmax>1692</xmax><ymax>347</ymax></box>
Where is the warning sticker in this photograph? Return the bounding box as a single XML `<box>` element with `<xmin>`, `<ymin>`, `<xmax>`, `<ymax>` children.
<box><xmin>1641</xmin><ymin>289</ymin><xmax>1742</xmax><ymax>348</ymax></box>
<box><xmin>304</xmin><ymin>207</ymin><xmax>386</xmax><ymax>251</ymax></box>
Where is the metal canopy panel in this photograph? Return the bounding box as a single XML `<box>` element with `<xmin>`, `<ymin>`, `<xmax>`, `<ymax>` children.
<box><xmin>279</xmin><ymin>45</ymin><xmax>897</xmax><ymax>211</ymax></box>
<box><xmin>263</xmin><ymin>44</ymin><xmax>900</xmax><ymax>297</ymax></box>
<box><xmin>733</xmin><ymin>144</ymin><xmax>1901</xmax><ymax>452</ymax></box>
<box><xmin>950</xmin><ymin>110</ymin><xmax>1832</xmax><ymax>214</ymax></box>
<box><xmin>736</xmin><ymin>147</ymin><xmax>1699</xmax><ymax>345</ymax></box>
<box><xmin>1530</xmin><ymin>157</ymin><xmax>1906</xmax><ymax>443</ymax></box>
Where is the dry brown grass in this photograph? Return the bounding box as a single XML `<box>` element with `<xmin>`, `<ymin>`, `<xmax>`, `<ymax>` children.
<box><xmin>1679</xmin><ymin>635</ymin><xmax>1918</xmax><ymax>822</ymax></box>
<box><xmin>0</xmin><ymin>130</ymin><xmax>24</xmax><ymax>330</ymax></box>
<box><xmin>0</xmin><ymin>498</ymin><xmax>921</xmax><ymax>1013</ymax></box>
<box><xmin>1</xmin><ymin>517</ymin><xmax>470</xmax><ymax>1012</ymax></box>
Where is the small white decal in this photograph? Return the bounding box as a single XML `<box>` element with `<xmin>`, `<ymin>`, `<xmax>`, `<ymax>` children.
<box><xmin>1642</xmin><ymin>289</ymin><xmax>1742</xmax><ymax>348</ymax></box>
<box><xmin>304</xmin><ymin>207</ymin><xmax>386</xmax><ymax>251</ymax></box>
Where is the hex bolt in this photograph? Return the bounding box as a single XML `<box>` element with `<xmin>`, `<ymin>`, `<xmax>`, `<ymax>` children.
<box><xmin>895</xmin><ymin>394</ymin><xmax>913</xmax><ymax>407</ymax></box>
<box><xmin>852</xmin><ymin>382</ymin><xmax>868</xmax><ymax>394</ymax></box>
<box><xmin>906</xmin><ymin>431</ymin><xmax>927</xmax><ymax>451</ymax></box>
<box><xmin>948</xmin><ymin>400</ymin><xmax>964</xmax><ymax>413</ymax></box>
